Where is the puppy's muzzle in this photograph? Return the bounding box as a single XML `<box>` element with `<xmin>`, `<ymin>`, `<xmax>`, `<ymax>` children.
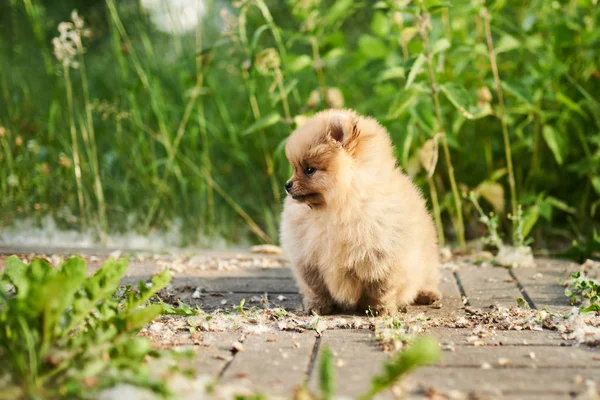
<box><xmin>285</xmin><ymin>181</ymin><xmax>293</xmax><ymax>193</ymax></box>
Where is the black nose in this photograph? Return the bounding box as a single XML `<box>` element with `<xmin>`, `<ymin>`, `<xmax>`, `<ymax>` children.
<box><xmin>285</xmin><ymin>181</ymin><xmax>293</xmax><ymax>192</ymax></box>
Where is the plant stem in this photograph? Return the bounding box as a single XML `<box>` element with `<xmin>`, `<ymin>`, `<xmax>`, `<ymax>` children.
<box><xmin>428</xmin><ymin>176</ymin><xmax>445</xmax><ymax>247</ymax></box>
<box><xmin>418</xmin><ymin>0</ymin><xmax>465</xmax><ymax>248</ymax></box>
<box><xmin>481</xmin><ymin>7</ymin><xmax>517</xmax><ymax>220</ymax></box>
<box><xmin>64</xmin><ymin>64</ymin><xmax>86</xmax><ymax>229</ymax></box>
<box><xmin>195</xmin><ymin>14</ymin><xmax>214</xmax><ymax>234</ymax></box>
<box><xmin>310</xmin><ymin>36</ymin><xmax>328</xmax><ymax>107</ymax></box>
<box><xmin>78</xmin><ymin>48</ymin><xmax>108</xmax><ymax>244</ymax></box>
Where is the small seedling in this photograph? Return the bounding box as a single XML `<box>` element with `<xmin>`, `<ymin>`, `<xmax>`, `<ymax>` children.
<box><xmin>564</xmin><ymin>268</ymin><xmax>600</xmax><ymax>312</ymax></box>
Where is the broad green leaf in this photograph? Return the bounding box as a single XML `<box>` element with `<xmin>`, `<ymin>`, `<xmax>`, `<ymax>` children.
<box><xmin>427</xmin><ymin>1</ymin><xmax>452</xmax><ymax>12</ymax></box>
<box><xmin>501</xmin><ymin>81</ymin><xmax>533</xmax><ymax>105</ymax></box>
<box><xmin>400</xmin><ymin>27</ymin><xmax>418</xmax><ymax>45</ymax></box>
<box><xmin>405</xmin><ymin>54</ymin><xmax>426</xmax><ymax>88</ymax></box>
<box><xmin>127</xmin><ymin>269</ymin><xmax>172</xmax><ymax>310</ymax></box>
<box><xmin>319</xmin><ymin>346</ymin><xmax>335</xmax><ymax>400</ymax></box>
<box><xmin>379</xmin><ymin>66</ymin><xmax>405</xmax><ymax>82</ymax></box>
<box><xmin>243</xmin><ymin>113</ymin><xmax>282</xmax><ymax>135</ymax></box>
<box><xmin>495</xmin><ymin>34</ymin><xmax>520</xmax><ymax>53</ymax></box>
<box><xmin>542</xmin><ymin>125</ymin><xmax>567</xmax><ymax>165</ymax></box>
<box><xmin>521</xmin><ymin>205</ymin><xmax>539</xmax><ymax>238</ymax></box>
<box><xmin>42</xmin><ymin>259</ymin><xmax>87</xmax><ymax>343</ymax></box>
<box><xmin>440</xmin><ymin>83</ymin><xmax>474</xmax><ymax>119</ymax></box>
<box><xmin>123</xmin><ymin>304</ymin><xmax>164</xmax><ymax>332</ymax></box>
<box><xmin>67</xmin><ymin>258</ymin><xmax>129</xmax><ymax>332</ymax></box>
<box><xmin>324</xmin><ymin>0</ymin><xmax>354</xmax><ymax>26</ymax></box>
<box><xmin>358</xmin><ymin>35</ymin><xmax>388</xmax><ymax>59</ymax></box>
<box><xmin>4</xmin><ymin>256</ymin><xmax>29</xmax><ymax>297</ymax></box>
<box><xmin>432</xmin><ymin>38</ymin><xmax>451</xmax><ymax>55</ymax></box>
<box><xmin>288</xmin><ymin>55</ymin><xmax>312</xmax><ymax>73</ymax></box>
<box><xmin>371</xmin><ymin>12</ymin><xmax>391</xmax><ymax>38</ymax></box>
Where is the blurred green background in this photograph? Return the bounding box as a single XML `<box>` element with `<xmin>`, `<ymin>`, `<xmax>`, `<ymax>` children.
<box><xmin>0</xmin><ymin>0</ymin><xmax>599</xmax><ymax>255</ymax></box>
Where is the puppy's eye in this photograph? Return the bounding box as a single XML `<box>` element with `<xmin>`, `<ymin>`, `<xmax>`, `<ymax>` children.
<box><xmin>304</xmin><ymin>167</ymin><xmax>316</xmax><ymax>176</ymax></box>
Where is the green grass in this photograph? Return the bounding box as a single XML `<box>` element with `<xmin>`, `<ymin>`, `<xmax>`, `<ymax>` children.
<box><xmin>0</xmin><ymin>0</ymin><xmax>599</xmax><ymax>255</ymax></box>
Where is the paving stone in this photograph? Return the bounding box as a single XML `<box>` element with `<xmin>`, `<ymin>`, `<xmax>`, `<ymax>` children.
<box><xmin>310</xmin><ymin>330</ymin><xmax>389</xmax><ymax>397</ymax></box>
<box><xmin>177</xmin><ymin>277</ymin><xmax>299</xmax><ymax>293</ymax></box>
<box><xmin>221</xmin><ymin>331</ymin><xmax>316</xmax><ymax>395</ymax></box>
<box><xmin>405</xmin><ymin>366</ymin><xmax>600</xmax><ymax>394</ymax></box>
<box><xmin>407</xmin><ymin>270</ymin><xmax>464</xmax><ymax>319</ymax></box>
<box><xmin>437</xmin><ymin>344</ymin><xmax>600</xmax><ymax>367</ymax></box>
<box><xmin>512</xmin><ymin>259</ymin><xmax>579</xmax><ymax>312</ymax></box>
<box><xmin>456</xmin><ymin>267</ymin><xmax>524</xmax><ymax>308</ymax></box>
<box><xmin>181</xmin><ymin>292</ymin><xmax>303</xmax><ymax>312</ymax></box>
<box><xmin>428</xmin><ymin>327</ymin><xmax>569</xmax><ymax>346</ymax></box>
<box><xmin>192</xmin><ymin>332</ymin><xmax>245</xmax><ymax>376</ymax></box>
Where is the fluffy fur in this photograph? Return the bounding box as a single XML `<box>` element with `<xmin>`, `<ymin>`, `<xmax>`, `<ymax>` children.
<box><xmin>280</xmin><ymin>109</ymin><xmax>441</xmax><ymax>315</ymax></box>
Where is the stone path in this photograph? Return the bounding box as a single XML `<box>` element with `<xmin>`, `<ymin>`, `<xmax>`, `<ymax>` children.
<box><xmin>1</xmin><ymin>246</ymin><xmax>598</xmax><ymax>399</ymax></box>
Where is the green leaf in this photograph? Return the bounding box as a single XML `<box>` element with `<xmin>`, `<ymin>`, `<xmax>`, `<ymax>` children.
<box><xmin>68</xmin><ymin>258</ymin><xmax>129</xmax><ymax>332</ymax></box>
<box><xmin>542</xmin><ymin>125</ymin><xmax>567</xmax><ymax>165</ymax></box>
<box><xmin>4</xmin><ymin>256</ymin><xmax>29</xmax><ymax>297</ymax></box>
<box><xmin>243</xmin><ymin>113</ymin><xmax>282</xmax><ymax>135</ymax></box>
<box><xmin>546</xmin><ymin>196</ymin><xmax>577</xmax><ymax>214</ymax></box>
<box><xmin>288</xmin><ymin>55</ymin><xmax>312</xmax><ymax>73</ymax></box>
<box><xmin>582</xmin><ymin>304</ymin><xmax>600</xmax><ymax>312</ymax></box>
<box><xmin>42</xmin><ymin>257</ymin><xmax>87</xmax><ymax>343</ymax></box>
<box><xmin>556</xmin><ymin>92</ymin><xmax>586</xmax><ymax>117</ymax></box>
<box><xmin>379</xmin><ymin>66</ymin><xmax>405</xmax><ymax>81</ymax></box>
<box><xmin>516</xmin><ymin>297</ymin><xmax>531</xmax><ymax>309</ymax></box>
<box><xmin>123</xmin><ymin>304</ymin><xmax>164</xmax><ymax>332</ymax></box>
<box><xmin>371</xmin><ymin>12</ymin><xmax>391</xmax><ymax>38</ymax></box>
<box><xmin>431</xmin><ymin>38</ymin><xmax>451</xmax><ymax>55</ymax></box>
<box><xmin>427</xmin><ymin>1</ymin><xmax>452</xmax><ymax>12</ymax></box>
<box><xmin>440</xmin><ymin>83</ymin><xmax>475</xmax><ymax>119</ymax></box>
<box><xmin>358</xmin><ymin>35</ymin><xmax>388</xmax><ymax>60</ymax></box>
<box><xmin>324</xmin><ymin>0</ymin><xmax>354</xmax><ymax>26</ymax></box>
<box><xmin>495</xmin><ymin>34</ymin><xmax>520</xmax><ymax>53</ymax></box>
<box><xmin>127</xmin><ymin>269</ymin><xmax>172</xmax><ymax>310</ymax></box>
<box><xmin>319</xmin><ymin>346</ymin><xmax>335</xmax><ymax>400</ymax></box>
<box><xmin>521</xmin><ymin>205</ymin><xmax>539</xmax><ymax>238</ymax></box>
<box><xmin>501</xmin><ymin>81</ymin><xmax>533</xmax><ymax>105</ymax></box>
<box><xmin>405</xmin><ymin>54</ymin><xmax>426</xmax><ymax>88</ymax></box>
<box><xmin>361</xmin><ymin>337</ymin><xmax>440</xmax><ymax>399</ymax></box>
<box><xmin>591</xmin><ymin>176</ymin><xmax>600</xmax><ymax>195</ymax></box>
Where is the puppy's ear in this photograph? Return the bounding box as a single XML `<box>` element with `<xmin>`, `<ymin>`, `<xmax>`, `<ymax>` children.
<box><xmin>327</xmin><ymin>113</ymin><xmax>358</xmax><ymax>149</ymax></box>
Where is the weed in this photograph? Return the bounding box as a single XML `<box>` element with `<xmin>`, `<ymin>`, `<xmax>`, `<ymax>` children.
<box><xmin>564</xmin><ymin>260</ymin><xmax>600</xmax><ymax>312</ymax></box>
<box><xmin>0</xmin><ymin>255</ymin><xmax>177</xmax><ymax>398</ymax></box>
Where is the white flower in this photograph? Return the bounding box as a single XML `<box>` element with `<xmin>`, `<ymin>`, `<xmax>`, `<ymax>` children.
<box><xmin>141</xmin><ymin>0</ymin><xmax>206</xmax><ymax>35</ymax></box>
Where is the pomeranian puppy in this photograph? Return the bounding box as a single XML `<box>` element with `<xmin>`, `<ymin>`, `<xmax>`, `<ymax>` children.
<box><xmin>280</xmin><ymin>109</ymin><xmax>441</xmax><ymax>315</ymax></box>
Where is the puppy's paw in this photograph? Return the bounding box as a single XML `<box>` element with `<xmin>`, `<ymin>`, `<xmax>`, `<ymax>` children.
<box><xmin>303</xmin><ymin>297</ymin><xmax>334</xmax><ymax>315</ymax></box>
<box><xmin>370</xmin><ymin>302</ymin><xmax>400</xmax><ymax>317</ymax></box>
<box><xmin>414</xmin><ymin>289</ymin><xmax>442</xmax><ymax>305</ymax></box>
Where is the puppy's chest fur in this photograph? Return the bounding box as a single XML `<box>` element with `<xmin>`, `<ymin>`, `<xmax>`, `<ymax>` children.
<box><xmin>294</xmin><ymin>201</ymin><xmax>400</xmax><ymax>282</ymax></box>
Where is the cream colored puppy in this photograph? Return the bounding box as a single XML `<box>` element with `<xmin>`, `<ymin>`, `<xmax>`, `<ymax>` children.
<box><xmin>280</xmin><ymin>109</ymin><xmax>441</xmax><ymax>315</ymax></box>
